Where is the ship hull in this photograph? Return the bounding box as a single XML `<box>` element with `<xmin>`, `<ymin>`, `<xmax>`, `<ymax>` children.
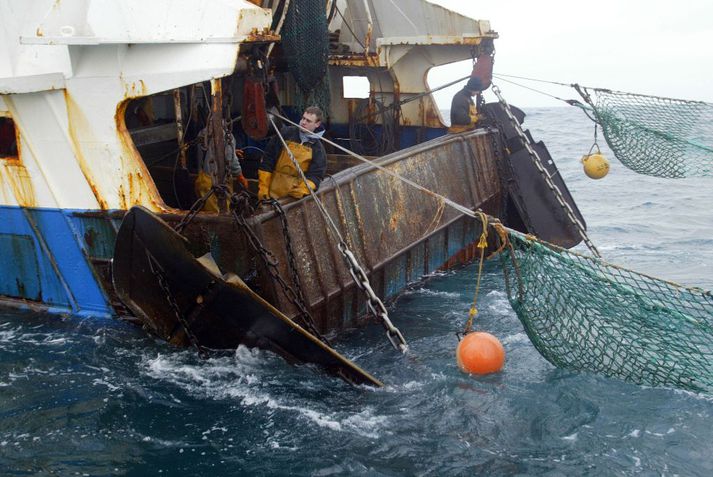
<box><xmin>0</xmin><ymin>129</ymin><xmax>501</xmax><ymax>327</ymax></box>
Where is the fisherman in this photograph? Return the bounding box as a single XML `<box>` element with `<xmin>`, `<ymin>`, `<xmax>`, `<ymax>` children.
<box><xmin>194</xmin><ymin>120</ymin><xmax>248</xmax><ymax>212</ymax></box>
<box><xmin>258</xmin><ymin>106</ymin><xmax>327</xmax><ymax>200</ymax></box>
<box><xmin>448</xmin><ymin>77</ymin><xmax>483</xmax><ymax>133</ymax></box>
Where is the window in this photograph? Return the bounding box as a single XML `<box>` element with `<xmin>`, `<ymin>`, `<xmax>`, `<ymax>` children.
<box><xmin>343</xmin><ymin>76</ymin><xmax>370</xmax><ymax>99</ymax></box>
<box><xmin>427</xmin><ymin>61</ymin><xmax>473</xmax><ymax>126</ymax></box>
<box><xmin>0</xmin><ymin>116</ymin><xmax>19</xmax><ymax>159</ymax></box>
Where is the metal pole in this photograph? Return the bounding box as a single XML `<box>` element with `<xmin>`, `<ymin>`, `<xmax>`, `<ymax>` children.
<box><xmin>172</xmin><ymin>89</ymin><xmax>187</xmax><ymax>169</ymax></box>
<box><xmin>362</xmin><ymin>0</ymin><xmax>373</xmax><ymax>55</ymax></box>
<box><xmin>210</xmin><ymin>78</ymin><xmax>227</xmax><ymax>212</ymax></box>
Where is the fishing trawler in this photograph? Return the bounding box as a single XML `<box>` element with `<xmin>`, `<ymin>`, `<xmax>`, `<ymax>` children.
<box><xmin>0</xmin><ymin>0</ymin><xmax>586</xmax><ymax>384</ymax></box>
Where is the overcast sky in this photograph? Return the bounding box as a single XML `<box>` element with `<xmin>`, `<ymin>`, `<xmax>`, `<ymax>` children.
<box><xmin>427</xmin><ymin>0</ymin><xmax>713</xmax><ymax>107</ymax></box>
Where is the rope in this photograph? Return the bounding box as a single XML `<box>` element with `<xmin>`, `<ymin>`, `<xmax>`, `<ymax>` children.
<box><xmin>490</xmin><ymin>85</ymin><xmax>601</xmax><ymax>258</ymax></box>
<box><xmin>572</xmin><ymin>84</ymin><xmax>713</xmax><ymax>177</ymax></box>
<box><xmin>273</xmin><ymin>112</ymin><xmax>479</xmax><ymax>220</ymax></box>
<box><xmin>491</xmin><ymin>74</ymin><xmax>578</xmax><ymax>105</ymax></box>
<box><xmin>501</xmin><ymin>226</ymin><xmax>713</xmax><ymax>393</ymax></box>
<box><xmin>333</xmin><ymin>4</ymin><xmax>366</xmax><ymax>50</ymax></box>
<box><xmin>280</xmin><ymin>102</ymin><xmax>598</xmax><ymax>258</ymax></box>
<box><xmin>268</xmin><ymin>117</ymin><xmax>408</xmax><ymax>352</ymax></box>
<box><xmin>494</xmin><ymin>72</ymin><xmax>572</xmax><ymax>88</ymax></box>
<box><xmin>355</xmin><ymin>73</ymin><xmax>475</xmax><ymax>124</ymax></box>
<box><xmin>463</xmin><ymin>212</ymin><xmax>489</xmax><ymax>335</ymax></box>
<box><xmin>266</xmin><ymin>0</ymin><xmax>291</xmax><ymax>58</ymax></box>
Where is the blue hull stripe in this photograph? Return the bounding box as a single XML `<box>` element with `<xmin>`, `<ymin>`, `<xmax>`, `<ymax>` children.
<box><xmin>0</xmin><ymin>205</ymin><xmax>113</xmax><ymax>318</ymax></box>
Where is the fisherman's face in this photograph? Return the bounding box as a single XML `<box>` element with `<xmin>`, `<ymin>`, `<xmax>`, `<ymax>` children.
<box><xmin>300</xmin><ymin>113</ymin><xmax>320</xmax><ymax>132</ymax></box>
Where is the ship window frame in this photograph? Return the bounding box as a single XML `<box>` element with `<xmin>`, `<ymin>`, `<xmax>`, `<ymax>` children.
<box><xmin>0</xmin><ymin>115</ymin><xmax>20</xmax><ymax>162</ymax></box>
<box><xmin>342</xmin><ymin>76</ymin><xmax>370</xmax><ymax>99</ymax></box>
<box><xmin>426</xmin><ymin>61</ymin><xmax>471</xmax><ymax>127</ymax></box>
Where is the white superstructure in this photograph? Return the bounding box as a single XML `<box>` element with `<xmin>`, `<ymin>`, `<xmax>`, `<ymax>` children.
<box><xmin>0</xmin><ymin>0</ymin><xmax>272</xmax><ymax>211</ymax></box>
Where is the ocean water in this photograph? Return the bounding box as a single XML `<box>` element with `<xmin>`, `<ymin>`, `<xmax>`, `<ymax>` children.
<box><xmin>2</xmin><ymin>107</ymin><xmax>713</xmax><ymax>476</ymax></box>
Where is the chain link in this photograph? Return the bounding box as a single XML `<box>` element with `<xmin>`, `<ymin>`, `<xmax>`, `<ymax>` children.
<box><xmin>229</xmin><ymin>192</ymin><xmax>330</xmax><ymax>345</ymax></box>
<box><xmin>169</xmin><ymin>176</ymin><xmax>406</xmax><ymax>354</ymax></box>
<box><xmin>337</xmin><ymin>243</ymin><xmax>408</xmax><ymax>352</ymax></box>
<box><xmin>147</xmin><ymin>253</ymin><xmax>209</xmax><ymax>358</ymax></box>
<box><xmin>491</xmin><ymin>85</ymin><xmax>601</xmax><ymax>258</ymax></box>
<box><xmin>265</xmin><ymin>200</ymin><xmax>310</xmax><ymax>308</ymax></box>
<box><xmin>174</xmin><ymin>185</ymin><xmax>228</xmax><ymax>234</ymax></box>
<box><xmin>170</xmin><ymin>185</ymin><xmax>329</xmax><ymax>346</ymax></box>
<box><xmin>268</xmin><ymin>116</ymin><xmax>408</xmax><ymax>353</ymax></box>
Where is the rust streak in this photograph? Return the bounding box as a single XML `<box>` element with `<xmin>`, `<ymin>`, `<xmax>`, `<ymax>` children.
<box><xmin>114</xmin><ymin>99</ymin><xmax>169</xmax><ymax>212</ymax></box>
<box><xmin>64</xmin><ymin>90</ymin><xmax>109</xmax><ymax>209</ymax></box>
<box><xmin>117</xmin><ymin>184</ymin><xmax>127</xmax><ymax>210</ymax></box>
<box><xmin>128</xmin><ymin>171</ymin><xmax>136</xmax><ymax>206</ymax></box>
<box><xmin>84</xmin><ymin>228</ymin><xmax>96</xmax><ymax>248</ymax></box>
<box><xmin>244</xmin><ymin>29</ymin><xmax>280</xmax><ymax>43</ymax></box>
<box><xmin>329</xmin><ymin>54</ymin><xmax>381</xmax><ymax>68</ymax></box>
<box><xmin>0</xmin><ymin>161</ymin><xmax>36</xmax><ymax>207</ymax></box>
<box><xmin>424</xmin><ymin>97</ymin><xmax>444</xmax><ymax>128</ymax></box>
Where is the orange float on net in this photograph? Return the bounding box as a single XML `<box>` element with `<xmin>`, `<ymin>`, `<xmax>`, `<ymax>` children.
<box><xmin>456</xmin><ymin>332</ymin><xmax>505</xmax><ymax>375</ymax></box>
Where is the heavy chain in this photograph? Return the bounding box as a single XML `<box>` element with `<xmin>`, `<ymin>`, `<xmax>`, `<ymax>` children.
<box><xmin>491</xmin><ymin>85</ymin><xmax>601</xmax><ymax>258</ymax></box>
<box><xmin>174</xmin><ymin>185</ymin><xmax>227</xmax><ymax>234</ymax></box>
<box><xmin>269</xmin><ymin>115</ymin><xmax>408</xmax><ymax>353</ymax></box>
<box><xmin>147</xmin><ymin>252</ymin><xmax>209</xmax><ymax>358</ymax></box>
<box><xmin>264</xmin><ymin>199</ymin><xmax>310</xmax><ymax>311</ymax></box>
<box><xmin>171</xmin><ymin>186</ymin><xmax>328</xmax><ymax>345</ymax></box>
<box><xmin>338</xmin><ymin>242</ymin><xmax>408</xmax><ymax>352</ymax></box>
<box><xmin>229</xmin><ymin>192</ymin><xmax>330</xmax><ymax>345</ymax></box>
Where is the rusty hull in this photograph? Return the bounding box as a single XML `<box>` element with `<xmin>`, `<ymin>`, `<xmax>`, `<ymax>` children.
<box><xmin>78</xmin><ymin>129</ymin><xmax>502</xmax><ymax>336</ymax></box>
<box><xmin>241</xmin><ymin>128</ymin><xmax>502</xmax><ymax>333</ymax></box>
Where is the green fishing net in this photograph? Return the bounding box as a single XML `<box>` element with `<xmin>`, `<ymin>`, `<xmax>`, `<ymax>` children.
<box><xmin>499</xmin><ymin>230</ymin><xmax>713</xmax><ymax>392</ymax></box>
<box><xmin>281</xmin><ymin>0</ymin><xmax>331</xmax><ymax>114</ymax></box>
<box><xmin>581</xmin><ymin>88</ymin><xmax>713</xmax><ymax>178</ymax></box>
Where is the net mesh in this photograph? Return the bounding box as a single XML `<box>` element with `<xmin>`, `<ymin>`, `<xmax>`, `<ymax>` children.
<box><xmin>586</xmin><ymin>89</ymin><xmax>713</xmax><ymax>178</ymax></box>
<box><xmin>282</xmin><ymin>0</ymin><xmax>331</xmax><ymax>114</ymax></box>
<box><xmin>499</xmin><ymin>230</ymin><xmax>713</xmax><ymax>392</ymax></box>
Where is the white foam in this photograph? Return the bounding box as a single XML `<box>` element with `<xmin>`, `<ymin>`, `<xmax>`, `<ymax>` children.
<box><xmin>486</xmin><ymin>290</ymin><xmax>507</xmax><ymax>299</ymax></box>
<box><xmin>673</xmin><ymin>387</ymin><xmax>713</xmax><ymax>402</ymax></box>
<box><xmin>267</xmin><ymin>439</ymin><xmax>298</xmax><ymax>451</ymax></box>
<box><xmin>42</xmin><ymin>337</ymin><xmax>67</xmax><ymax>345</ymax></box>
<box><xmin>403</xmin><ymin>287</ymin><xmax>461</xmax><ymax>299</ymax></box>
<box><xmin>92</xmin><ymin>378</ymin><xmax>121</xmax><ymax>392</ymax></box>
<box><xmin>141</xmin><ymin>348</ymin><xmax>389</xmax><ymax>438</ymax></box>
<box><xmin>399</xmin><ymin>380</ymin><xmax>426</xmax><ymax>391</ymax></box>
<box><xmin>137</xmin><ymin>435</ymin><xmax>186</xmax><ymax>447</ymax></box>
<box><xmin>486</xmin><ymin>300</ymin><xmax>512</xmax><ymax>315</ymax></box>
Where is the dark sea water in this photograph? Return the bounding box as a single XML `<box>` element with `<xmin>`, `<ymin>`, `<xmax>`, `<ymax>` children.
<box><xmin>2</xmin><ymin>107</ymin><xmax>713</xmax><ymax>476</ymax></box>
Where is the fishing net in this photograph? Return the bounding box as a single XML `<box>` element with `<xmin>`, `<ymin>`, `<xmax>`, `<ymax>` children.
<box><xmin>580</xmin><ymin>88</ymin><xmax>713</xmax><ymax>178</ymax></box>
<box><xmin>282</xmin><ymin>0</ymin><xmax>331</xmax><ymax>114</ymax></box>
<box><xmin>499</xmin><ymin>230</ymin><xmax>713</xmax><ymax>392</ymax></box>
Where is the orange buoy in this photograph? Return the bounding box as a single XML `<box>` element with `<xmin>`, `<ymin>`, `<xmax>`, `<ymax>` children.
<box><xmin>581</xmin><ymin>152</ymin><xmax>610</xmax><ymax>179</ymax></box>
<box><xmin>456</xmin><ymin>332</ymin><xmax>505</xmax><ymax>375</ymax></box>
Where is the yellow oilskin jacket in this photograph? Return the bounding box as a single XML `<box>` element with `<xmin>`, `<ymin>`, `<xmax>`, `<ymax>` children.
<box><xmin>195</xmin><ymin>170</ymin><xmax>233</xmax><ymax>212</ymax></box>
<box><xmin>264</xmin><ymin>141</ymin><xmax>315</xmax><ymax>199</ymax></box>
<box><xmin>448</xmin><ymin>102</ymin><xmax>479</xmax><ymax>134</ymax></box>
